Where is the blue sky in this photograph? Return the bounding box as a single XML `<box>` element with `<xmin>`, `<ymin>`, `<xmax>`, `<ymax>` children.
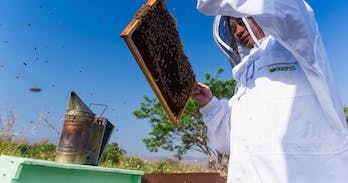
<box><xmin>0</xmin><ymin>0</ymin><xmax>347</xmax><ymax>158</ymax></box>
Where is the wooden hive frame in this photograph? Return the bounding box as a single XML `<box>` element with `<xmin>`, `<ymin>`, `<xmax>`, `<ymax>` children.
<box><xmin>120</xmin><ymin>0</ymin><xmax>196</xmax><ymax>123</ymax></box>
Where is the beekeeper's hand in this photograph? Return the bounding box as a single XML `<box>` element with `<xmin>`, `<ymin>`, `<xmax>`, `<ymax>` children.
<box><xmin>191</xmin><ymin>82</ymin><xmax>213</xmax><ymax>106</ymax></box>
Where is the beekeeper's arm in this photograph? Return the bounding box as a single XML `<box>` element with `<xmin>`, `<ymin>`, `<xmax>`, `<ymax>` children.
<box><xmin>192</xmin><ymin>82</ymin><xmax>231</xmax><ymax>155</ymax></box>
<box><xmin>197</xmin><ymin>0</ymin><xmax>318</xmax><ymax>67</ymax></box>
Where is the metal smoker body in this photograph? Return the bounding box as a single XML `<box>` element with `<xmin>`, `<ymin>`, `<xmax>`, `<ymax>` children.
<box><xmin>55</xmin><ymin>92</ymin><xmax>114</xmax><ymax>165</ymax></box>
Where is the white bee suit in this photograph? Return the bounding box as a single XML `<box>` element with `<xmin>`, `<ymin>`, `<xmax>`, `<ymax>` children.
<box><xmin>197</xmin><ymin>0</ymin><xmax>348</xmax><ymax>182</ymax></box>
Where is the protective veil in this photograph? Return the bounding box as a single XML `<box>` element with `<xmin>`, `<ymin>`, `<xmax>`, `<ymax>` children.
<box><xmin>213</xmin><ymin>15</ymin><xmax>260</xmax><ymax>67</ymax></box>
<box><xmin>197</xmin><ymin>0</ymin><xmax>348</xmax><ymax>182</ymax></box>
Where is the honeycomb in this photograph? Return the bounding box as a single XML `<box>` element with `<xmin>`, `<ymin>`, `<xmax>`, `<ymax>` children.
<box><xmin>130</xmin><ymin>0</ymin><xmax>196</xmax><ymax>120</ymax></box>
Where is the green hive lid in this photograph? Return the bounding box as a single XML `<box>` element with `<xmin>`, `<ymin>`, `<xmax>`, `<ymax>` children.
<box><xmin>0</xmin><ymin>155</ymin><xmax>143</xmax><ymax>183</ymax></box>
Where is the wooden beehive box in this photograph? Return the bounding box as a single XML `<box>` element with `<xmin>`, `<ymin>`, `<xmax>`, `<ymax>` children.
<box><xmin>120</xmin><ymin>0</ymin><xmax>196</xmax><ymax>123</ymax></box>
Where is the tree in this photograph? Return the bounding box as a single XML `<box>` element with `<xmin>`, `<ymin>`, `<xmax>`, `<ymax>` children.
<box><xmin>345</xmin><ymin>107</ymin><xmax>348</xmax><ymax>121</ymax></box>
<box><xmin>133</xmin><ymin>67</ymin><xmax>236</xmax><ymax>169</ymax></box>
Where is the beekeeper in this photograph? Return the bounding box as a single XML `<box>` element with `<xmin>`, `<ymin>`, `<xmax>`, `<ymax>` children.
<box><xmin>191</xmin><ymin>0</ymin><xmax>348</xmax><ymax>182</ymax></box>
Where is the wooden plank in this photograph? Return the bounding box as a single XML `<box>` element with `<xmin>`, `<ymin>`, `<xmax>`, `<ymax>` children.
<box><xmin>142</xmin><ymin>173</ymin><xmax>227</xmax><ymax>183</ymax></box>
<box><xmin>120</xmin><ymin>0</ymin><xmax>196</xmax><ymax>123</ymax></box>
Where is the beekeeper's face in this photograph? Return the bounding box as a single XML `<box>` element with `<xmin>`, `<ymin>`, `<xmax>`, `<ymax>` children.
<box><xmin>228</xmin><ymin>17</ymin><xmax>264</xmax><ymax>48</ymax></box>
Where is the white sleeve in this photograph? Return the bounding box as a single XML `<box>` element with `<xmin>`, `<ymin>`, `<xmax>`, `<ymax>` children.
<box><xmin>197</xmin><ymin>0</ymin><xmax>318</xmax><ymax>67</ymax></box>
<box><xmin>200</xmin><ymin>97</ymin><xmax>232</xmax><ymax>155</ymax></box>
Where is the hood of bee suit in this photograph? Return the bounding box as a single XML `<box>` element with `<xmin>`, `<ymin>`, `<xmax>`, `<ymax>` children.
<box><xmin>213</xmin><ymin>15</ymin><xmax>261</xmax><ymax>68</ymax></box>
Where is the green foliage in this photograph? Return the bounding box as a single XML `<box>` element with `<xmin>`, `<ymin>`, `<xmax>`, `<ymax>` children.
<box><xmin>0</xmin><ymin>112</ymin><xmax>57</xmax><ymax>160</ymax></box>
<box><xmin>345</xmin><ymin>107</ymin><xmax>348</xmax><ymax>121</ymax></box>
<box><xmin>204</xmin><ymin>67</ymin><xmax>236</xmax><ymax>99</ymax></box>
<box><xmin>0</xmin><ymin>138</ymin><xmax>57</xmax><ymax>161</ymax></box>
<box><xmin>102</xmin><ymin>156</ymin><xmax>210</xmax><ymax>174</ymax></box>
<box><xmin>133</xmin><ymin>67</ymin><xmax>236</xmax><ymax>169</ymax></box>
<box><xmin>143</xmin><ymin>159</ymin><xmax>206</xmax><ymax>173</ymax></box>
<box><xmin>117</xmin><ymin>156</ymin><xmax>146</xmax><ymax>170</ymax></box>
<box><xmin>100</xmin><ymin>142</ymin><xmax>126</xmax><ymax>165</ymax></box>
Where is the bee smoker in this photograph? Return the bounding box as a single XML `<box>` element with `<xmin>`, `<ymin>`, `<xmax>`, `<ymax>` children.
<box><xmin>55</xmin><ymin>92</ymin><xmax>114</xmax><ymax>166</ymax></box>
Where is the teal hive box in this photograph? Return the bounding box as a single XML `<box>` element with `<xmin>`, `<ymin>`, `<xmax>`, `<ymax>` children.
<box><xmin>0</xmin><ymin>155</ymin><xmax>143</xmax><ymax>183</ymax></box>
